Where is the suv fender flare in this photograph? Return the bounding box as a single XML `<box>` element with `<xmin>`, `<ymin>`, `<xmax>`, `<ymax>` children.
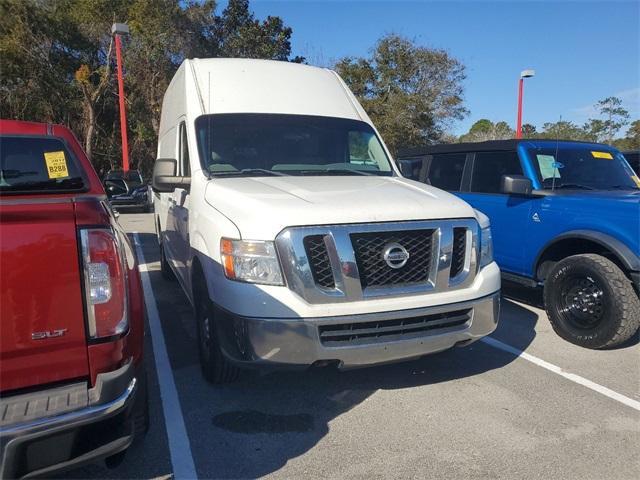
<box><xmin>534</xmin><ymin>230</ymin><xmax>640</xmax><ymax>276</ymax></box>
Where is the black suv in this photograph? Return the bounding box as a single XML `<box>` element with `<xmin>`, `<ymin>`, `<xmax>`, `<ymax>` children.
<box><xmin>103</xmin><ymin>170</ymin><xmax>153</xmax><ymax>212</ymax></box>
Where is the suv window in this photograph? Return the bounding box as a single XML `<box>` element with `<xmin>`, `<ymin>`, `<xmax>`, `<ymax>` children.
<box><xmin>179</xmin><ymin>122</ymin><xmax>190</xmax><ymax>177</ymax></box>
<box><xmin>0</xmin><ymin>136</ymin><xmax>85</xmax><ymax>193</ymax></box>
<box><xmin>471</xmin><ymin>151</ymin><xmax>522</xmax><ymax>194</ymax></box>
<box><xmin>428</xmin><ymin>153</ymin><xmax>467</xmax><ymax>191</ymax></box>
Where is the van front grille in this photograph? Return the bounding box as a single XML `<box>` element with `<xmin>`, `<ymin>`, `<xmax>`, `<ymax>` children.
<box><xmin>450</xmin><ymin>227</ymin><xmax>467</xmax><ymax>278</ymax></box>
<box><xmin>318</xmin><ymin>308</ymin><xmax>472</xmax><ymax>346</ymax></box>
<box><xmin>303</xmin><ymin>235</ymin><xmax>335</xmax><ymax>289</ymax></box>
<box><xmin>350</xmin><ymin>229</ymin><xmax>435</xmax><ymax>288</ymax></box>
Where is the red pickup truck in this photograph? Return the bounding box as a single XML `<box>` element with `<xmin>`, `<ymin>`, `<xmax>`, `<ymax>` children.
<box><xmin>0</xmin><ymin>120</ymin><xmax>147</xmax><ymax>478</ymax></box>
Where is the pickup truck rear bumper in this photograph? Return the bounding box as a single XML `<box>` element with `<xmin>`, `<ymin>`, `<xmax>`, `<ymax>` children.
<box><xmin>214</xmin><ymin>291</ymin><xmax>500</xmax><ymax>369</ymax></box>
<box><xmin>0</xmin><ymin>362</ymin><xmax>137</xmax><ymax>479</ymax></box>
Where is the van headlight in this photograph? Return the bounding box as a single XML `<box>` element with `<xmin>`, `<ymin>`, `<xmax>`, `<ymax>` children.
<box><xmin>220</xmin><ymin>238</ymin><xmax>284</xmax><ymax>286</ymax></box>
<box><xmin>479</xmin><ymin>226</ymin><xmax>494</xmax><ymax>268</ymax></box>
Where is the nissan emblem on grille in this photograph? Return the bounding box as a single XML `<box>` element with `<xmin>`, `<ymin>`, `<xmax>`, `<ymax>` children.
<box><xmin>383</xmin><ymin>243</ymin><xmax>410</xmax><ymax>269</ymax></box>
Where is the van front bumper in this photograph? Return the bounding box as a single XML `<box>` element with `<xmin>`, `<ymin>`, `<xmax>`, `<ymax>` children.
<box><xmin>214</xmin><ymin>291</ymin><xmax>500</xmax><ymax>369</ymax></box>
<box><xmin>0</xmin><ymin>362</ymin><xmax>137</xmax><ymax>479</ymax></box>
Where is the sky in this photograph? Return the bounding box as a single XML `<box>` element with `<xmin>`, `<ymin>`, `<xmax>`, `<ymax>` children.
<box><xmin>221</xmin><ymin>0</ymin><xmax>640</xmax><ymax>136</ymax></box>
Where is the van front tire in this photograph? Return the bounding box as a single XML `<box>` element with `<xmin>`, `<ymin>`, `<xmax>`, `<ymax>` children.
<box><xmin>195</xmin><ymin>289</ymin><xmax>240</xmax><ymax>384</ymax></box>
<box><xmin>544</xmin><ymin>254</ymin><xmax>640</xmax><ymax>349</ymax></box>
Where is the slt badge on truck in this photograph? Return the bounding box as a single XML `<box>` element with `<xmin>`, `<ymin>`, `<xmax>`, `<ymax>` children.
<box><xmin>32</xmin><ymin>329</ymin><xmax>68</xmax><ymax>340</ymax></box>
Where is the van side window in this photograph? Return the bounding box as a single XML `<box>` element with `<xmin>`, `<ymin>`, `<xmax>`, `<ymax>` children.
<box><xmin>179</xmin><ymin>122</ymin><xmax>190</xmax><ymax>177</ymax></box>
<box><xmin>428</xmin><ymin>153</ymin><xmax>467</xmax><ymax>191</ymax></box>
<box><xmin>470</xmin><ymin>151</ymin><xmax>522</xmax><ymax>194</ymax></box>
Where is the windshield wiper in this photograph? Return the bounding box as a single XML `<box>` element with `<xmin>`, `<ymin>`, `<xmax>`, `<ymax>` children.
<box><xmin>213</xmin><ymin>169</ymin><xmax>288</xmax><ymax>177</ymax></box>
<box><xmin>607</xmin><ymin>185</ymin><xmax>639</xmax><ymax>190</ymax></box>
<box><xmin>549</xmin><ymin>183</ymin><xmax>595</xmax><ymax>191</ymax></box>
<box><xmin>296</xmin><ymin>168</ymin><xmax>375</xmax><ymax>176</ymax></box>
<box><xmin>325</xmin><ymin>168</ymin><xmax>374</xmax><ymax>176</ymax></box>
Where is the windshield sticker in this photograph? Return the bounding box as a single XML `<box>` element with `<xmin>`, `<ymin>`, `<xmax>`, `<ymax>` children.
<box><xmin>591</xmin><ymin>151</ymin><xmax>613</xmax><ymax>160</ymax></box>
<box><xmin>536</xmin><ymin>154</ymin><xmax>561</xmax><ymax>179</ymax></box>
<box><xmin>43</xmin><ymin>151</ymin><xmax>70</xmax><ymax>179</ymax></box>
<box><xmin>631</xmin><ymin>175</ymin><xmax>640</xmax><ymax>188</ymax></box>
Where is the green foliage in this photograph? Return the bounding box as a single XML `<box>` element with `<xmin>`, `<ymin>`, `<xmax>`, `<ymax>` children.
<box><xmin>583</xmin><ymin>97</ymin><xmax>630</xmax><ymax>143</ymax></box>
<box><xmin>613</xmin><ymin>120</ymin><xmax>640</xmax><ymax>151</ymax></box>
<box><xmin>521</xmin><ymin>123</ymin><xmax>537</xmax><ymax>138</ymax></box>
<box><xmin>1</xmin><ymin>0</ymin><xmax>299</xmax><ymax>176</ymax></box>
<box><xmin>538</xmin><ymin>120</ymin><xmax>591</xmax><ymax>141</ymax></box>
<box><xmin>335</xmin><ymin>34</ymin><xmax>468</xmax><ymax>156</ymax></box>
<box><xmin>458</xmin><ymin>119</ymin><xmax>514</xmax><ymax>142</ymax></box>
<box><xmin>456</xmin><ymin>97</ymin><xmax>635</xmax><ymax>145</ymax></box>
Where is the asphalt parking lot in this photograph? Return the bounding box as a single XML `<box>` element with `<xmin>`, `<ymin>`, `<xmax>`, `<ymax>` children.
<box><xmin>66</xmin><ymin>212</ymin><xmax>639</xmax><ymax>480</ymax></box>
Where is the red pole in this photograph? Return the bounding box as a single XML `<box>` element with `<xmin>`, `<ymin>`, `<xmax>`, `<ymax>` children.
<box><xmin>516</xmin><ymin>77</ymin><xmax>524</xmax><ymax>139</ymax></box>
<box><xmin>114</xmin><ymin>34</ymin><xmax>130</xmax><ymax>172</ymax></box>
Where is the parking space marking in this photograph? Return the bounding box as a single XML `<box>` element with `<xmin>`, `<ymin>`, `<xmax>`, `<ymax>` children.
<box><xmin>481</xmin><ymin>336</ymin><xmax>640</xmax><ymax>411</ymax></box>
<box><xmin>133</xmin><ymin>233</ymin><xmax>198</xmax><ymax>479</ymax></box>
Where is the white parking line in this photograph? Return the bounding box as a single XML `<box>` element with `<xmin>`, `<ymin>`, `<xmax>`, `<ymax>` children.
<box><xmin>133</xmin><ymin>233</ymin><xmax>198</xmax><ymax>479</ymax></box>
<box><xmin>481</xmin><ymin>336</ymin><xmax>640</xmax><ymax>412</ymax></box>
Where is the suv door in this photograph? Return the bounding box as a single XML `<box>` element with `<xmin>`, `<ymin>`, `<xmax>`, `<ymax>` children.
<box><xmin>173</xmin><ymin>120</ymin><xmax>191</xmax><ymax>284</ymax></box>
<box><xmin>458</xmin><ymin>150</ymin><xmax>532</xmax><ymax>275</ymax></box>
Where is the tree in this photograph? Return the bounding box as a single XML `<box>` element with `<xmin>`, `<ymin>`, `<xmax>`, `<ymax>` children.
<box><xmin>458</xmin><ymin>119</ymin><xmax>514</xmax><ymax>142</ymax></box>
<box><xmin>0</xmin><ymin>0</ymin><xmax>300</xmax><ymax>176</ymax></box>
<box><xmin>613</xmin><ymin>119</ymin><xmax>640</xmax><ymax>150</ymax></box>
<box><xmin>335</xmin><ymin>34</ymin><xmax>468</xmax><ymax>155</ymax></box>
<box><xmin>584</xmin><ymin>96</ymin><xmax>629</xmax><ymax>143</ymax></box>
<box><xmin>212</xmin><ymin>0</ymin><xmax>303</xmax><ymax>61</ymax></box>
<box><xmin>539</xmin><ymin>120</ymin><xmax>590</xmax><ymax>141</ymax></box>
<box><xmin>521</xmin><ymin>123</ymin><xmax>537</xmax><ymax>138</ymax></box>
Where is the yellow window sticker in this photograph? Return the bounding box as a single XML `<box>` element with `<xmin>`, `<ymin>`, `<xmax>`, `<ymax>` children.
<box><xmin>631</xmin><ymin>175</ymin><xmax>640</xmax><ymax>188</ymax></box>
<box><xmin>43</xmin><ymin>151</ymin><xmax>69</xmax><ymax>179</ymax></box>
<box><xmin>591</xmin><ymin>151</ymin><xmax>613</xmax><ymax>159</ymax></box>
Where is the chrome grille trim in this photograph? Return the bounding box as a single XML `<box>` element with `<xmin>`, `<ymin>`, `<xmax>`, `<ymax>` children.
<box><xmin>275</xmin><ymin>219</ymin><xmax>479</xmax><ymax>304</ymax></box>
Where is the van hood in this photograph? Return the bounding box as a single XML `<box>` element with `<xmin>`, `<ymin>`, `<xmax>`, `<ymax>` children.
<box><xmin>204</xmin><ymin>176</ymin><xmax>476</xmax><ymax>239</ymax></box>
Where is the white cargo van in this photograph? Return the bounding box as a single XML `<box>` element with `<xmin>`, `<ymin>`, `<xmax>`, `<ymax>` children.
<box><xmin>153</xmin><ymin>58</ymin><xmax>500</xmax><ymax>383</ymax></box>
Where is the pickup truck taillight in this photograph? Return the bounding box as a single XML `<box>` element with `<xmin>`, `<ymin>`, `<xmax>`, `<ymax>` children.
<box><xmin>80</xmin><ymin>228</ymin><xmax>128</xmax><ymax>339</ymax></box>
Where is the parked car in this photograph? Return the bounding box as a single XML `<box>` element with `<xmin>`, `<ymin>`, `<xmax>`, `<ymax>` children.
<box><xmin>0</xmin><ymin>120</ymin><xmax>147</xmax><ymax>477</ymax></box>
<box><xmin>103</xmin><ymin>169</ymin><xmax>153</xmax><ymax>212</ymax></box>
<box><xmin>622</xmin><ymin>150</ymin><xmax>639</xmax><ymax>173</ymax></box>
<box><xmin>153</xmin><ymin>58</ymin><xmax>501</xmax><ymax>384</ymax></box>
<box><xmin>398</xmin><ymin>140</ymin><xmax>640</xmax><ymax>349</ymax></box>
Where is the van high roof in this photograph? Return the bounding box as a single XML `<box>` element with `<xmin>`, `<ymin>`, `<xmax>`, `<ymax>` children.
<box><xmin>171</xmin><ymin>58</ymin><xmax>365</xmax><ymax>121</ymax></box>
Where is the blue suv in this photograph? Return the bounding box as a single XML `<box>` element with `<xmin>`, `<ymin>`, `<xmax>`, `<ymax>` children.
<box><xmin>399</xmin><ymin>140</ymin><xmax>640</xmax><ymax>349</ymax></box>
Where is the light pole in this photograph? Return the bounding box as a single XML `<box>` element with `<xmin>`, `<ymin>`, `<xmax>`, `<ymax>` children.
<box><xmin>516</xmin><ymin>69</ymin><xmax>535</xmax><ymax>139</ymax></box>
<box><xmin>111</xmin><ymin>23</ymin><xmax>130</xmax><ymax>172</ymax></box>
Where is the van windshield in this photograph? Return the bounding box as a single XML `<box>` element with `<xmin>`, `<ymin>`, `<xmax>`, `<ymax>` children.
<box><xmin>195</xmin><ymin>114</ymin><xmax>394</xmax><ymax>177</ymax></box>
<box><xmin>528</xmin><ymin>146</ymin><xmax>640</xmax><ymax>191</ymax></box>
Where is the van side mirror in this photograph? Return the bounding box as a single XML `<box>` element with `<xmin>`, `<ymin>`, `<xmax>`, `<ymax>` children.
<box><xmin>152</xmin><ymin>158</ymin><xmax>190</xmax><ymax>193</ymax></box>
<box><xmin>397</xmin><ymin>158</ymin><xmax>420</xmax><ymax>180</ymax></box>
<box><xmin>501</xmin><ymin>175</ymin><xmax>533</xmax><ymax>196</ymax></box>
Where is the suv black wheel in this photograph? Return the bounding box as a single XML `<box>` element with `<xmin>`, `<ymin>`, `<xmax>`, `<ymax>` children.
<box><xmin>195</xmin><ymin>286</ymin><xmax>240</xmax><ymax>384</ymax></box>
<box><xmin>544</xmin><ymin>254</ymin><xmax>640</xmax><ymax>349</ymax></box>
